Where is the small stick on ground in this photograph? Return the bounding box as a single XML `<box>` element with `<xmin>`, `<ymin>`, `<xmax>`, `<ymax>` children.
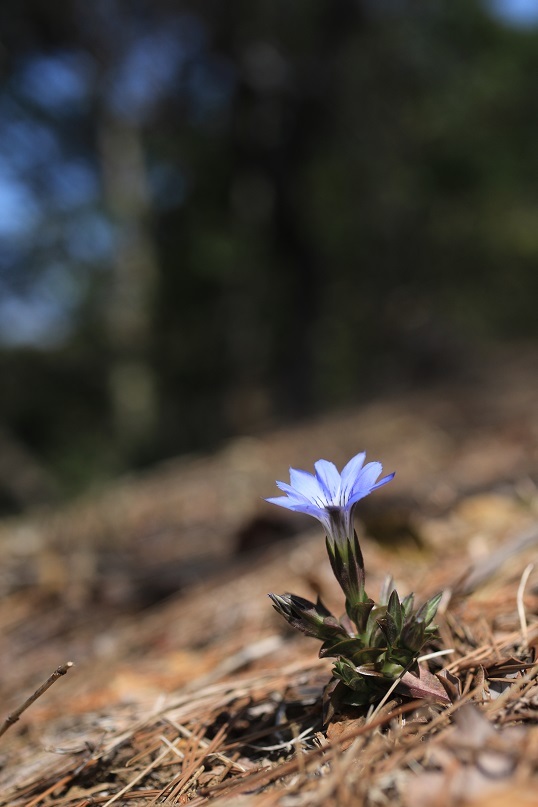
<box><xmin>0</xmin><ymin>661</ymin><xmax>74</xmax><ymax>740</ymax></box>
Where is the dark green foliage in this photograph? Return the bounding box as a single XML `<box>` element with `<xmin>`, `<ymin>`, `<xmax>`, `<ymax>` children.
<box><xmin>274</xmin><ymin>580</ymin><xmax>442</xmax><ymax>707</ymax></box>
<box><xmin>325</xmin><ymin>532</ymin><xmax>366</xmax><ymax>612</ymax></box>
<box><xmin>268</xmin><ymin>593</ymin><xmax>349</xmax><ymax>642</ymax></box>
<box><xmin>272</xmin><ymin>532</ymin><xmax>442</xmax><ymax>708</ymax></box>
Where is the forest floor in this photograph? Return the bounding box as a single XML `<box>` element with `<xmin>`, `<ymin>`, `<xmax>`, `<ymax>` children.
<box><xmin>0</xmin><ymin>344</ymin><xmax>537</xmax><ymax>806</ymax></box>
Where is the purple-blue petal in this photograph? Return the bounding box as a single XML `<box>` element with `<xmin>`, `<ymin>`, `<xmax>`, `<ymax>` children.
<box><xmin>371</xmin><ymin>471</ymin><xmax>395</xmax><ymax>490</ymax></box>
<box><xmin>267</xmin><ymin>495</ymin><xmax>328</xmax><ymax>523</ymax></box>
<box><xmin>340</xmin><ymin>451</ymin><xmax>366</xmax><ymax>498</ymax></box>
<box><xmin>314</xmin><ymin>459</ymin><xmax>341</xmax><ymax>499</ymax></box>
<box><xmin>348</xmin><ymin>462</ymin><xmax>394</xmax><ymax>505</ymax></box>
<box><xmin>265</xmin><ymin>495</ymin><xmax>298</xmax><ymax>510</ymax></box>
<box><xmin>285</xmin><ymin>502</ymin><xmax>328</xmax><ymax>521</ymax></box>
<box><xmin>266</xmin><ymin>452</ymin><xmax>393</xmax><ymax>541</ymax></box>
<box><xmin>275</xmin><ymin>480</ymin><xmax>314</xmax><ymax>504</ymax></box>
<box><xmin>289</xmin><ymin>466</ymin><xmax>325</xmax><ymax>504</ymax></box>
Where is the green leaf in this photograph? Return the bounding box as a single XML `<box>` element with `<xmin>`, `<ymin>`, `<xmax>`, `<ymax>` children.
<box><xmin>319</xmin><ymin>637</ymin><xmax>364</xmax><ymax>659</ymax></box>
<box><xmin>268</xmin><ymin>592</ymin><xmax>349</xmax><ymax>641</ymax></box>
<box><xmin>327</xmin><ymin>532</ymin><xmax>367</xmax><ymax>608</ymax></box>
<box><xmin>401</xmin><ymin>592</ymin><xmax>415</xmax><ymax>617</ymax></box>
<box><xmin>401</xmin><ymin>619</ymin><xmax>426</xmax><ymax>652</ymax></box>
<box><xmin>376</xmin><ymin>612</ymin><xmax>399</xmax><ymax>647</ymax></box>
<box><xmin>387</xmin><ymin>589</ymin><xmax>403</xmax><ymax>632</ymax></box>
<box><xmin>423</xmin><ymin>592</ymin><xmax>443</xmax><ymax>625</ymax></box>
<box><xmin>349</xmin><ymin>598</ymin><xmax>375</xmax><ymax>633</ymax></box>
<box><xmin>365</xmin><ymin>604</ymin><xmax>386</xmax><ymax>639</ymax></box>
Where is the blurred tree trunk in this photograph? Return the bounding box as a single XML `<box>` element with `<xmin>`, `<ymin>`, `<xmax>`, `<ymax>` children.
<box><xmin>215</xmin><ymin>0</ymin><xmax>365</xmax><ymax>419</ymax></box>
<box><xmin>0</xmin><ymin>426</ymin><xmax>58</xmax><ymax>512</ymax></box>
<box><xmin>98</xmin><ymin>115</ymin><xmax>158</xmax><ymax>459</ymax></box>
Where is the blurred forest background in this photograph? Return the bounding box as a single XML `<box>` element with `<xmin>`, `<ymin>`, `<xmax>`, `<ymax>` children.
<box><xmin>1</xmin><ymin>0</ymin><xmax>538</xmax><ymax>513</ymax></box>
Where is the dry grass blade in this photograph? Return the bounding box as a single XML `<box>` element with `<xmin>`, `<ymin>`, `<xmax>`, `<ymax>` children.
<box><xmin>102</xmin><ymin>737</ymin><xmax>182</xmax><ymax>807</ymax></box>
<box><xmin>202</xmin><ymin>699</ymin><xmax>424</xmax><ymax>801</ymax></box>
<box><xmin>164</xmin><ymin>717</ymin><xmax>248</xmax><ymax>772</ymax></box>
<box><xmin>158</xmin><ymin>723</ymin><xmax>229</xmax><ymax>802</ymax></box>
<box><xmin>517</xmin><ymin>563</ymin><xmax>534</xmax><ymax>650</ymax></box>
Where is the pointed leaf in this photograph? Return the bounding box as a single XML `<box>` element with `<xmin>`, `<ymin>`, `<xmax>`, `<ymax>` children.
<box><xmin>349</xmin><ymin>599</ymin><xmax>375</xmax><ymax>633</ymax></box>
<box><xmin>401</xmin><ymin>619</ymin><xmax>426</xmax><ymax>652</ymax></box>
<box><xmin>316</xmin><ymin>595</ymin><xmax>334</xmax><ymax>618</ymax></box>
<box><xmin>401</xmin><ymin>592</ymin><xmax>415</xmax><ymax>616</ymax></box>
<box><xmin>424</xmin><ymin>592</ymin><xmax>443</xmax><ymax>625</ymax></box>
<box><xmin>319</xmin><ymin>637</ymin><xmax>364</xmax><ymax>660</ymax></box>
<box><xmin>415</xmin><ymin>592</ymin><xmax>442</xmax><ymax>625</ymax></box>
<box><xmin>350</xmin><ymin>646</ymin><xmax>387</xmax><ymax>666</ymax></box>
<box><xmin>365</xmin><ymin>604</ymin><xmax>386</xmax><ymax>641</ymax></box>
<box><xmin>376</xmin><ymin>612</ymin><xmax>399</xmax><ymax>647</ymax></box>
<box><xmin>327</xmin><ymin>534</ymin><xmax>365</xmax><ymax>606</ymax></box>
<box><xmin>387</xmin><ymin>589</ymin><xmax>403</xmax><ymax>632</ymax></box>
<box><xmin>269</xmin><ymin>592</ymin><xmax>348</xmax><ymax>641</ymax></box>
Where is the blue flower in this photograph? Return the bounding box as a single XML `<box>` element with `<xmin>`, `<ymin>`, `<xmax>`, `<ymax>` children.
<box><xmin>266</xmin><ymin>452</ymin><xmax>394</xmax><ymax>544</ymax></box>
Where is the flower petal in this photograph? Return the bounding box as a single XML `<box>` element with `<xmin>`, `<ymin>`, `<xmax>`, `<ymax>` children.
<box><xmin>289</xmin><ymin>466</ymin><xmax>326</xmax><ymax>504</ymax></box>
<box><xmin>286</xmin><ymin>502</ymin><xmax>329</xmax><ymax>521</ymax></box>
<box><xmin>265</xmin><ymin>452</ymin><xmax>394</xmax><ymax>545</ymax></box>
<box><xmin>340</xmin><ymin>451</ymin><xmax>366</xmax><ymax>500</ymax></box>
<box><xmin>314</xmin><ymin>460</ymin><xmax>341</xmax><ymax>500</ymax></box>
<box><xmin>372</xmin><ymin>471</ymin><xmax>395</xmax><ymax>491</ymax></box>
<box><xmin>267</xmin><ymin>495</ymin><xmax>329</xmax><ymax>524</ymax></box>
<box><xmin>265</xmin><ymin>495</ymin><xmax>297</xmax><ymax>510</ymax></box>
<box><xmin>348</xmin><ymin>461</ymin><xmax>383</xmax><ymax>504</ymax></box>
<box><xmin>275</xmin><ymin>480</ymin><xmax>313</xmax><ymax>503</ymax></box>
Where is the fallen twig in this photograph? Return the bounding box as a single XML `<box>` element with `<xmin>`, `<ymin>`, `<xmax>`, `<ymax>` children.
<box><xmin>0</xmin><ymin>661</ymin><xmax>74</xmax><ymax>740</ymax></box>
